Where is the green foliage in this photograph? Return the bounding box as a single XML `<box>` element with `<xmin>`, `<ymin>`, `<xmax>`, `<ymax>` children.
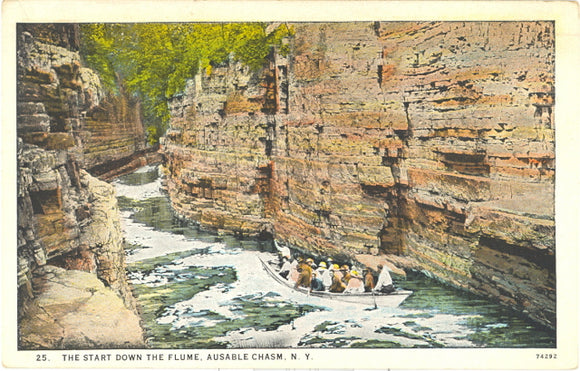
<box><xmin>146</xmin><ymin>125</ymin><xmax>159</xmax><ymax>146</ymax></box>
<box><xmin>80</xmin><ymin>23</ymin><xmax>293</xmax><ymax>140</ymax></box>
<box><xmin>79</xmin><ymin>24</ymin><xmax>118</xmax><ymax>93</ymax></box>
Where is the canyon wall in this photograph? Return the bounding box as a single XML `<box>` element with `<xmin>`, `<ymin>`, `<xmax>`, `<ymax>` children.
<box><xmin>162</xmin><ymin>22</ymin><xmax>555</xmax><ymax>329</ymax></box>
<box><xmin>17</xmin><ymin>24</ymin><xmax>156</xmax><ymax>179</ymax></box>
<box><xmin>17</xmin><ymin>24</ymin><xmax>145</xmax><ymax>349</ymax></box>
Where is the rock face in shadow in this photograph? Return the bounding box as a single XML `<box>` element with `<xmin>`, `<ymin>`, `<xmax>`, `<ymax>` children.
<box><xmin>162</xmin><ymin>22</ymin><xmax>555</xmax><ymax>328</ymax></box>
<box><xmin>17</xmin><ymin>24</ymin><xmax>145</xmax><ymax>349</ymax></box>
<box><xmin>17</xmin><ymin>24</ymin><xmax>149</xmax><ymax>175</ymax></box>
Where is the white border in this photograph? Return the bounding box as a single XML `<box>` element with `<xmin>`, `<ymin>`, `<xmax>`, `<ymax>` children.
<box><xmin>2</xmin><ymin>1</ymin><xmax>579</xmax><ymax>369</ymax></box>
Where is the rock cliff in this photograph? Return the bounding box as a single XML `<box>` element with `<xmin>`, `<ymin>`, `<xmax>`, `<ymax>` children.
<box><xmin>17</xmin><ymin>24</ymin><xmax>145</xmax><ymax>349</ymax></box>
<box><xmin>17</xmin><ymin>24</ymin><xmax>155</xmax><ymax>178</ymax></box>
<box><xmin>162</xmin><ymin>22</ymin><xmax>555</xmax><ymax>328</ymax></box>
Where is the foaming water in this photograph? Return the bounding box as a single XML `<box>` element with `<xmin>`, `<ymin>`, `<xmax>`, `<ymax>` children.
<box><xmin>115</xmin><ymin>166</ymin><xmax>556</xmax><ymax>349</ymax></box>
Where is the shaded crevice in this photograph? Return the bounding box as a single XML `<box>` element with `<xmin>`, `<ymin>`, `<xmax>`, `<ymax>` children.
<box><xmin>478</xmin><ymin>236</ymin><xmax>555</xmax><ymax>272</ymax></box>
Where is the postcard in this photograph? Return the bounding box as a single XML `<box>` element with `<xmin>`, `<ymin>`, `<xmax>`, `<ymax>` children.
<box><xmin>2</xmin><ymin>1</ymin><xmax>579</xmax><ymax>369</ymax></box>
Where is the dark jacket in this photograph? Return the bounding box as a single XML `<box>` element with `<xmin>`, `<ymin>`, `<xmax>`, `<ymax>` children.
<box><xmin>310</xmin><ymin>276</ymin><xmax>324</xmax><ymax>291</ymax></box>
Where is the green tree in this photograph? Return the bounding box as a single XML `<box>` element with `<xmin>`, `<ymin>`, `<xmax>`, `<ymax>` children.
<box><xmin>80</xmin><ymin>22</ymin><xmax>293</xmax><ymax>144</ymax></box>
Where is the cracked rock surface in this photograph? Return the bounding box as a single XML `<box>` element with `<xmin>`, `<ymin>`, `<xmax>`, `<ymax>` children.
<box><xmin>19</xmin><ymin>265</ymin><xmax>144</xmax><ymax>349</ymax></box>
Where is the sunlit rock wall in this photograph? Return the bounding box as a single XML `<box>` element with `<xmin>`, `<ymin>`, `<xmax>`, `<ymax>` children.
<box><xmin>162</xmin><ymin>21</ymin><xmax>555</xmax><ymax>328</ymax></box>
<box><xmin>163</xmin><ymin>61</ymin><xmax>276</xmax><ymax>237</ymax></box>
<box><xmin>373</xmin><ymin>21</ymin><xmax>555</xmax><ymax>328</ymax></box>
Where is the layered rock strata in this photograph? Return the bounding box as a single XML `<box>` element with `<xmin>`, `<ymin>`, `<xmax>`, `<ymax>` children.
<box><xmin>162</xmin><ymin>22</ymin><xmax>555</xmax><ymax>329</ymax></box>
<box><xmin>17</xmin><ymin>24</ymin><xmax>147</xmax><ymax>172</ymax></box>
<box><xmin>17</xmin><ymin>24</ymin><xmax>145</xmax><ymax>348</ymax></box>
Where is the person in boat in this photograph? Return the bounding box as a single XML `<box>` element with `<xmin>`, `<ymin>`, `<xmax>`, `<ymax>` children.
<box><xmin>318</xmin><ymin>261</ymin><xmax>333</xmax><ymax>290</ymax></box>
<box><xmin>363</xmin><ymin>268</ymin><xmax>375</xmax><ymax>292</ymax></box>
<box><xmin>278</xmin><ymin>244</ymin><xmax>291</xmax><ymax>260</ymax></box>
<box><xmin>288</xmin><ymin>257</ymin><xmax>301</xmax><ymax>283</ymax></box>
<box><xmin>326</xmin><ymin>257</ymin><xmax>334</xmax><ymax>272</ymax></box>
<box><xmin>278</xmin><ymin>255</ymin><xmax>292</xmax><ymax>279</ymax></box>
<box><xmin>316</xmin><ymin>261</ymin><xmax>326</xmax><ymax>275</ymax></box>
<box><xmin>329</xmin><ymin>264</ymin><xmax>346</xmax><ymax>293</ymax></box>
<box><xmin>341</xmin><ymin>265</ymin><xmax>352</xmax><ymax>285</ymax></box>
<box><xmin>309</xmin><ymin>260</ymin><xmax>317</xmax><ymax>270</ymax></box>
<box><xmin>343</xmin><ymin>270</ymin><xmax>364</xmax><ymax>294</ymax></box>
<box><xmin>373</xmin><ymin>264</ymin><xmax>395</xmax><ymax>294</ymax></box>
<box><xmin>310</xmin><ymin>271</ymin><xmax>325</xmax><ymax>292</ymax></box>
<box><xmin>295</xmin><ymin>258</ymin><xmax>313</xmax><ymax>289</ymax></box>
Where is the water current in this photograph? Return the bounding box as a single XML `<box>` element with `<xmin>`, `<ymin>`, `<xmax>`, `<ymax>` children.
<box><xmin>113</xmin><ymin>165</ymin><xmax>556</xmax><ymax>349</ymax></box>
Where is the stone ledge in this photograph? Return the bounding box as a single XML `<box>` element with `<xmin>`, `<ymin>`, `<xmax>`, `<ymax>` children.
<box><xmin>19</xmin><ymin>266</ymin><xmax>144</xmax><ymax>350</ymax></box>
<box><xmin>21</xmin><ymin>132</ymin><xmax>76</xmax><ymax>150</ymax></box>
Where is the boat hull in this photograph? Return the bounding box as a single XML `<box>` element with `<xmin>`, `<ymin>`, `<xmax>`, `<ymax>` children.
<box><xmin>259</xmin><ymin>257</ymin><xmax>412</xmax><ymax>307</ymax></box>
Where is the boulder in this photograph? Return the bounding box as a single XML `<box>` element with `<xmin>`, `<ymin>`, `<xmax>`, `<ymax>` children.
<box><xmin>19</xmin><ymin>266</ymin><xmax>144</xmax><ymax>349</ymax></box>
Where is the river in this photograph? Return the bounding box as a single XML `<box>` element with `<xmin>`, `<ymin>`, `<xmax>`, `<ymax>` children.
<box><xmin>113</xmin><ymin>165</ymin><xmax>555</xmax><ymax>349</ymax></box>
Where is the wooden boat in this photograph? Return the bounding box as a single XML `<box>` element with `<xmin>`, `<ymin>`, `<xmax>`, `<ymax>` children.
<box><xmin>259</xmin><ymin>257</ymin><xmax>413</xmax><ymax>308</ymax></box>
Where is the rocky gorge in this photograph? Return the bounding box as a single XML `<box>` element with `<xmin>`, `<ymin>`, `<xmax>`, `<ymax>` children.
<box><xmin>162</xmin><ymin>22</ymin><xmax>556</xmax><ymax>329</ymax></box>
<box><xmin>14</xmin><ymin>20</ymin><xmax>557</xmax><ymax>351</ymax></box>
<box><xmin>16</xmin><ymin>24</ymin><xmax>156</xmax><ymax>349</ymax></box>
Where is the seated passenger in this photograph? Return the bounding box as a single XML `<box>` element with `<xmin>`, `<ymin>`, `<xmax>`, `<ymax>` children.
<box><xmin>326</xmin><ymin>258</ymin><xmax>334</xmax><ymax>272</ymax></box>
<box><xmin>316</xmin><ymin>261</ymin><xmax>327</xmax><ymax>275</ymax></box>
<box><xmin>310</xmin><ymin>271</ymin><xmax>325</xmax><ymax>292</ymax></box>
<box><xmin>344</xmin><ymin>270</ymin><xmax>364</xmax><ymax>294</ymax></box>
<box><xmin>329</xmin><ymin>264</ymin><xmax>346</xmax><ymax>293</ymax></box>
<box><xmin>363</xmin><ymin>268</ymin><xmax>375</xmax><ymax>292</ymax></box>
<box><xmin>295</xmin><ymin>258</ymin><xmax>313</xmax><ymax>289</ymax></box>
<box><xmin>288</xmin><ymin>257</ymin><xmax>301</xmax><ymax>283</ymax></box>
<box><xmin>308</xmin><ymin>258</ymin><xmax>317</xmax><ymax>270</ymax></box>
<box><xmin>279</xmin><ymin>255</ymin><xmax>292</xmax><ymax>279</ymax></box>
<box><xmin>373</xmin><ymin>264</ymin><xmax>395</xmax><ymax>294</ymax></box>
<box><xmin>341</xmin><ymin>265</ymin><xmax>351</xmax><ymax>285</ymax></box>
<box><xmin>318</xmin><ymin>262</ymin><xmax>333</xmax><ymax>290</ymax></box>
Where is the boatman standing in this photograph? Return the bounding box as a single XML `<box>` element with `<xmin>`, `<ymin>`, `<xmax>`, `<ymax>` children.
<box><xmin>278</xmin><ymin>244</ymin><xmax>291</xmax><ymax>260</ymax></box>
<box><xmin>373</xmin><ymin>264</ymin><xmax>395</xmax><ymax>294</ymax></box>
